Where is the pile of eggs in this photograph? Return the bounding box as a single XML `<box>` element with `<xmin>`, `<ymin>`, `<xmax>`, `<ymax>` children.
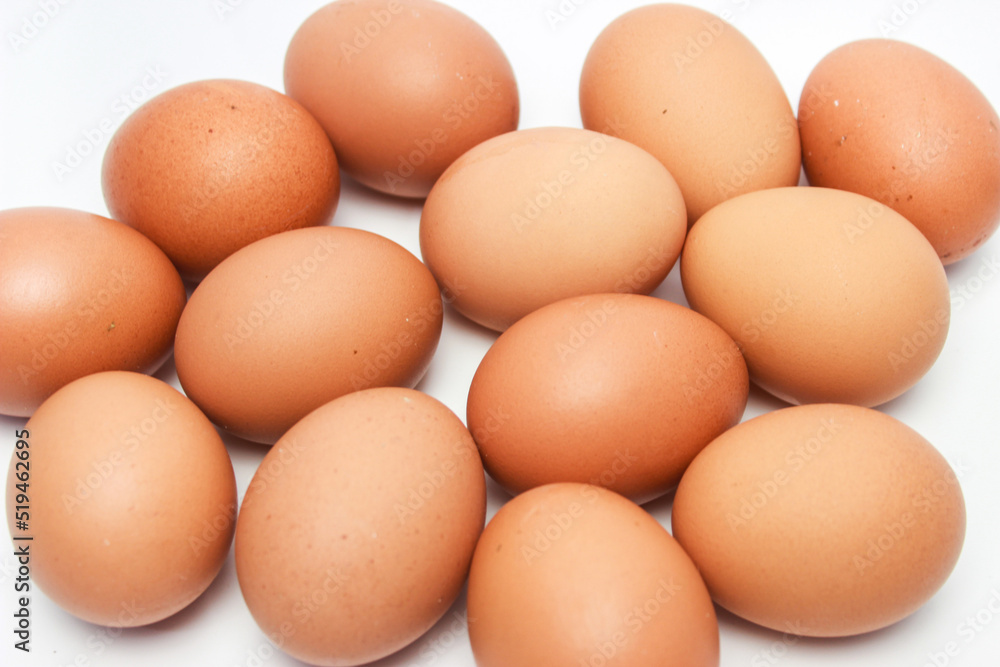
<box><xmin>2</xmin><ymin>1</ymin><xmax>997</xmax><ymax>665</ymax></box>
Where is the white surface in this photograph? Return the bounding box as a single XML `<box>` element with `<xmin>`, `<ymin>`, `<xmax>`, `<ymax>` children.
<box><xmin>2</xmin><ymin>1</ymin><xmax>999</xmax><ymax>666</ymax></box>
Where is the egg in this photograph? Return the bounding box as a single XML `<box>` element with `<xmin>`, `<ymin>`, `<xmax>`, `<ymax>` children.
<box><xmin>0</xmin><ymin>207</ymin><xmax>186</xmax><ymax>417</ymax></box>
<box><xmin>419</xmin><ymin>127</ymin><xmax>687</xmax><ymax>331</ymax></box>
<box><xmin>681</xmin><ymin>186</ymin><xmax>949</xmax><ymax>407</ymax></box>
<box><xmin>175</xmin><ymin>226</ymin><xmax>442</xmax><ymax>444</ymax></box>
<box><xmin>467</xmin><ymin>293</ymin><xmax>747</xmax><ymax>503</ymax></box>
<box><xmin>5</xmin><ymin>371</ymin><xmax>237</xmax><ymax>626</ymax></box>
<box><xmin>580</xmin><ymin>4</ymin><xmax>800</xmax><ymax>224</ymax></box>
<box><xmin>799</xmin><ymin>39</ymin><xmax>1000</xmax><ymax>264</ymax></box>
<box><xmin>672</xmin><ymin>403</ymin><xmax>965</xmax><ymax>637</ymax></box>
<box><xmin>468</xmin><ymin>483</ymin><xmax>718</xmax><ymax>667</ymax></box>
<box><xmin>103</xmin><ymin>79</ymin><xmax>340</xmax><ymax>281</ymax></box>
<box><xmin>235</xmin><ymin>387</ymin><xmax>485</xmax><ymax>666</ymax></box>
<box><xmin>284</xmin><ymin>0</ymin><xmax>519</xmax><ymax>198</ymax></box>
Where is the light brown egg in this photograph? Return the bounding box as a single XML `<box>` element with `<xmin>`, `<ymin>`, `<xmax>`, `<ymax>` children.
<box><xmin>419</xmin><ymin>127</ymin><xmax>687</xmax><ymax>331</ymax></box>
<box><xmin>0</xmin><ymin>207</ymin><xmax>185</xmax><ymax>417</ymax></box>
<box><xmin>580</xmin><ymin>3</ymin><xmax>800</xmax><ymax>225</ymax></box>
<box><xmin>799</xmin><ymin>39</ymin><xmax>1000</xmax><ymax>264</ymax></box>
<box><xmin>284</xmin><ymin>0</ymin><xmax>519</xmax><ymax>198</ymax></box>
<box><xmin>174</xmin><ymin>226</ymin><xmax>442</xmax><ymax>444</ymax></box>
<box><xmin>672</xmin><ymin>403</ymin><xmax>965</xmax><ymax>637</ymax></box>
<box><xmin>467</xmin><ymin>293</ymin><xmax>747</xmax><ymax>504</ymax></box>
<box><xmin>235</xmin><ymin>387</ymin><xmax>485</xmax><ymax>666</ymax></box>
<box><xmin>5</xmin><ymin>371</ymin><xmax>237</xmax><ymax>626</ymax></box>
<box><xmin>102</xmin><ymin>79</ymin><xmax>340</xmax><ymax>281</ymax></box>
<box><xmin>468</xmin><ymin>483</ymin><xmax>719</xmax><ymax>667</ymax></box>
<box><xmin>681</xmin><ymin>186</ymin><xmax>949</xmax><ymax>407</ymax></box>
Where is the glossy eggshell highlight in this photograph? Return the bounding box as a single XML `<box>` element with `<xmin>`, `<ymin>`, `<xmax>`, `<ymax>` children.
<box><xmin>799</xmin><ymin>39</ymin><xmax>1000</xmax><ymax>264</ymax></box>
<box><xmin>175</xmin><ymin>226</ymin><xmax>442</xmax><ymax>444</ymax></box>
<box><xmin>5</xmin><ymin>371</ymin><xmax>237</xmax><ymax>626</ymax></box>
<box><xmin>580</xmin><ymin>3</ymin><xmax>800</xmax><ymax>224</ymax></box>
<box><xmin>235</xmin><ymin>388</ymin><xmax>486</xmax><ymax>666</ymax></box>
<box><xmin>681</xmin><ymin>187</ymin><xmax>950</xmax><ymax>407</ymax></box>
<box><xmin>468</xmin><ymin>483</ymin><xmax>719</xmax><ymax>667</ymax></box>
<box><xmin>419</xmin><ymin>127</ymin><xmax>687</xmax><ymax>331</ymax></box>
<box><xmin>672</xmin><ymin>404</ymin><xmax>965</xmax><ymax>637</ymax></box>
<box><xmin>0</xmin><ymin>207</ymin><xmax>186</xmax><ymax>417</ymax></box>
<box><xmin>284</xmin><ymin>0</ymin><xmax>519</xmax><ymax>198</ymax></box>
<box><xmin>467</xmin><ymin>294</ymin><xmax>747</xmax><ymax>503</ymax></box>
<box><xmin>103</xmin><ymin>79</ymin><xmax>340</xmax><ymax>281</ymax></box>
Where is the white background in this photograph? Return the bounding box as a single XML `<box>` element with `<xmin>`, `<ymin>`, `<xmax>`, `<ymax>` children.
<box><xmin>2</xmin><ymin>1</ymin><xmax>999</xmax><ymax>666</ymax></box>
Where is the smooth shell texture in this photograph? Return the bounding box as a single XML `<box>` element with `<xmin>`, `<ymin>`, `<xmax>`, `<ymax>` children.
<box><xmin>284</xmin><ymin>0</ymin><xmax>519</xmax><ymax>198</ymax></box>
<box><xmin>419</xmin><ymin>127</ymin><xmax>687</xmax><ymax>331</ymax></box>
<box><xmin>580</xmin><ymin>3</ymin><xmax>800</xmax><ymax>224</ymax></box>
<box><xmin>799</xmin><ymin>39</ymin><xmax>1000</xmax><ymax>264</ymax></box>
<box><xmin>0</xmin><ymin>207</ymin><xmax>186</xmax><ymax>417</ymax></box>
<box><xmin>467</xmin><ymin>294</ymin><xmax>747</xmax><ymax>503</ymax></box>
<box><xmin>175</xmin><ymin>226</ymin><xmax>442</xmax><ymax>444</ymax></box>
<box><xmin>235</xmin><ymin>388</ymin><xmax>486</xmax><ymax>666</ymax></box>
<box><xmin>6</xmin><ymin>371</ymin><xmax>237</xmax><ymax>626</ymax></box>
<box><xmin>468</xmin><ymin>483</ymin><xmax>719</xmax><ymax>667</ymax></box>
<box><xmin>103</xmin><ymin>79</ymin><xmax>340</xmax><ymax>281</ymax></box>
<box><xmin>673</xmin><ymin>404</ymin><xmax>965</xmax><ymax>637</ymax></box>
<box><xmin>681</xmin><ymin>187</ymin><xmax>950</xmax><ymax>407</ymax></box>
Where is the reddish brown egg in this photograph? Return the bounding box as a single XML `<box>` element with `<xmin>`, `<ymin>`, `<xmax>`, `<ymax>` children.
<box><xmin>174</xmin><ymin>226</ymin><xmax>442</xmax><ymax>444</ymax></box>
<box><xmin>6</xmin><ymin>371</ymin><xmax>237</xmax><ymax>626</ymax></box>
<box><xmin>467</xmin><ymin>294</ymin><xmax>747</xmax><ymax>503</ymax></box>
<box><xmin>799</xmin><ymin>39</ymin><xmax>1000</xmax><ymax>264</ymax></box>
<box><xmin>235</xmin><ymin>387</ymin><xmax>486</xmax><ymax>666</ymax></box>
<box><xmin>468</xmin><ymin>483</ymin><xmax>719</xmax><ymax>667</ymax></box>
<box><xmin>673</xmin><ymin>404</ymin><xmax>965</xmax><ymax>637</ymax></box>
<box><xmin>284</xmin><ymin>0</ymin><xmax>519</xmax><ymax>198</ymax></box>
<box><xmin>102</xmin><ymin>79</ymin><xmax>340</xmax><ymax>281</ymax></box>
<box><xmin>0</xmin><ymin>207</ymin><xmax>185</xmax><ymax>417</ymax></box>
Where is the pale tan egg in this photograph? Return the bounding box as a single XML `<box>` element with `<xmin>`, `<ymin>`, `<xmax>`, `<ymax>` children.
<box><xmin>420</xmin><ymin>127</ymin><xmax>686</xmax><ymax>331</ymax></box>
<box><xmin>681</xmin><ymin>186</ymin><xmax>949</xmax><ymax>407</ymax></box>
<box><xmin>673</xmin><ymin>403</ymin><xmax>965</xmax><ymax>637</ymax></box>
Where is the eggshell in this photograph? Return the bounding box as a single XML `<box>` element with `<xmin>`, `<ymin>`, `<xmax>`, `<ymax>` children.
<box><xmin>5</xmin><ymin>371</ymin><xmax>237</xmax><ymax>626</ymax></box>
<box><xmin>419</xmin><ymin>127</ymin><xmax>687</xmax><ymax>331</ymax></box>
<box><xmin>0</xmin><ymin>207</ymin><xmax>186</xmax><ymax>417</ymax></box>
<box><xmin>468</xmin><ymin>483</ymin><xmax>718</xmax><ymax>667</ymax></box>
<box><xmin>672</xmin><ymin>403</ymin><xmax>965</xmax><ymax>637</ymax></box>
<box><xmin>467</xmin><ymin>293</ymin><xmax>747</xmax><ymax>503</ymax></box>
<box><xmin>284</xmin><ymin>0</ymin><xmax>519</xmax><ymax>198</ymax></box>
<box><xmin>580</xmin><ymin>3</ymin><xmax>800</xmax><ymax>224</ymax></box>
<box><xmin>799</xmin><ymin>39</ymin><xmax>1000</xmax><ymax>264</ymax></box>
<box><xmin>175</xmin><ymin>226</ymin><xmax>442</xmax><ymax>444</ymax></box>
<box><xmin>681</xmin><ymin>186</ymin><xmax>949</xmax><ymax>407</ymax></box>
<box><xmin>235</xmin><ymin>387</ymin><xmax>486</xmax><ymax>666</ymax></box>
<box><xmin>102</xmin><ymin>79</ymin><xmax>340</xmax><ymax>281</ymax></box>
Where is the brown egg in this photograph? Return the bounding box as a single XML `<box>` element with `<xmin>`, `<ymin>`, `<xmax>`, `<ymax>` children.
<box><xmin>681</xmin><ymin>186</ymin><xmax>949</xmax><ymax>407</ymax></box>
<box><xmin>580</xmin><ymin>4</ymin><xmax>800</xmax><ymax>224</ymax></box>
<box><xmin>467</xmin><ymin>293</ymin><xmax>747</xmax><ymax>504</ymax></box>
<box><xmin>673</xmin><ymin>403</ymin><xmax>965</xmax><ymax>637</ymax></box>
<box><xmin>284</xmin><ymin>0</ymin><xmax>519</xmax><ymax>198</ymax></box>
<box><xmin>175</xmin><ymin>226</ymin><xmax>442</xmax><ymax>444</ymax></box>
<box><xmin>799</xmin><ymin>39</ymin><xmax>1000</xmax><ymax>264</ymax></box>
<box><xmin>5</xmin><ymin>371</ymin><xmax>237</xmax><ymax>626</ymax></box>
<box><xmin>235</xmin><ymin>387</ymin><xmax>485</xmax><ymax>666</ymax></box>
<box><xmin>0</xmin><ymin>207</ymin><xmax>185</xmax><ymax>417</ymax></box>
<box><xmin>419</xmin><ymin>127</ymin><xmax>687</xmax><ymax>331</ymax></box>
<box><xmin>102</xmin><ymin>79</ymin><xmax>340</xmax><ymax>281</ymax></box>
<box><xmin>468</xmin><ymin>483</ymin><xmax>718</xmax><ymax>667</ymax></box>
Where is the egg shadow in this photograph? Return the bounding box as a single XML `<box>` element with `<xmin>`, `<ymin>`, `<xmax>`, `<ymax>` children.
<box><xmin>337</xmin><ymin>171</ymin><xmax>426</xmax><ymax>216</ymax></box>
